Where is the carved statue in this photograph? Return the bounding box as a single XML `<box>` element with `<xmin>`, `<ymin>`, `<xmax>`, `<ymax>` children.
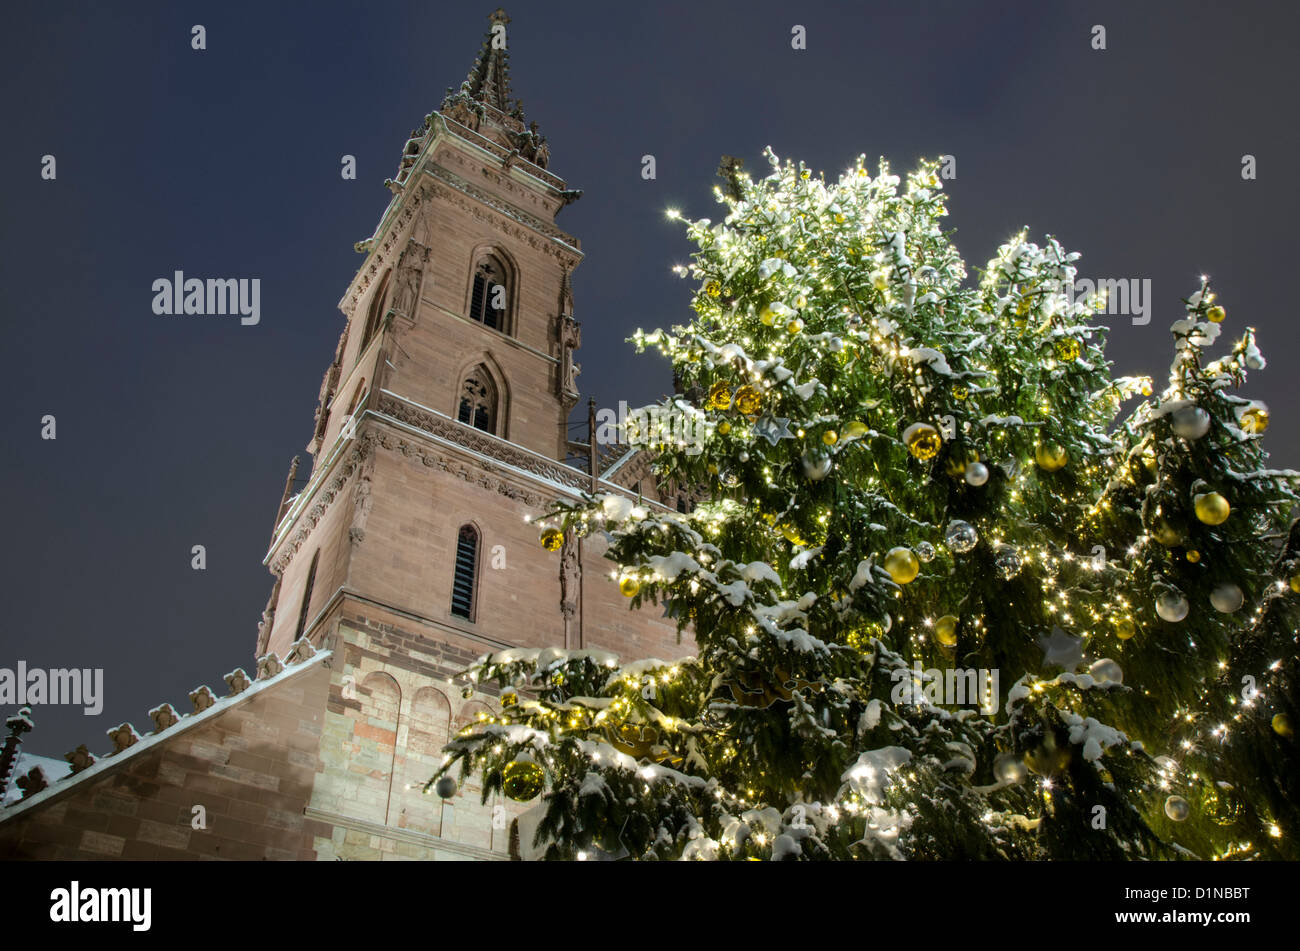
<box><xmin>349</xmin><ymin>465</ymin><xmax>374</xmax><ymax>545</ymax></box>
<box><xmin>558</xmin><ymin>314</ymin><xmax>582</xmax><ymax>398</ymax></box>
<box><xmin>389</xmin><ymin>244</ymin><xmax>426</xmax><ymax>317</ymax></box>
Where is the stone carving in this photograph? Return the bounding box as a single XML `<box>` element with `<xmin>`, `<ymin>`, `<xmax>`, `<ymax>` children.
<box><xmin>189</xmin><ymin>685</ymin><xmax>217</xmax><ymax>714</ymax></box>
<box><xmin>389</xmin><ymin>241</ymin><xmax>429</xmax><ymax>317</ymax></box>
<box><xmin>559</xmin><ymin>532</ymin><xmax>579</xmax><ymax>621</ymax></box>
<box><xmin>224</xmin><ymin>668</ymin><xmax>252</xmax><ymax>696</ymax></box>
<box><xmin>558</xmin><ymin>313</ymin><xmax>582</xmax><ymax>401</ymax></box>
<box><xmin>65</xmin><ymin>744</ymin><xmax>95</xmax><ymax>774</ymax></box>
<box><xmin>107</xmin><ymin>723</ymin><xmax>140</xmax><ymax>754</ymax></box>
<box><xmin>349</xmin><ymin>456</ymin><xmax>375</xmax><ymax>545</ymax></box>
<box><xmin>286</xmin><ymin>637</ymin><xmax>318</xmax><ymax>664</ymax></box>
<box><xmin>149</xmin><ymin>703</ymin><xmax>180</xmax><ymax>734</ymax></box>
<box><xmin>256</xmin><ymin>654</ymin><xmax>285</xmax><ymax>681</ymax></box>
<box><xmin>270</xmin><ymin>436</ymin><xmax>376</xmax><ymax>573</ymax></box>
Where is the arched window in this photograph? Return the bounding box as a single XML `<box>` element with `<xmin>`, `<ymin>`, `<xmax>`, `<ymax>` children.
<box><xmin>468</xmin><ymin>255</ymin><xmax>509</xmax><ymax>332</ymax></box>
<box><xmin>294</xmin><ymin>549</ymin><xmax>320</xmax><ymax>640</ymax></box>
<box><xmin>456</xmin><ymin>367</ymin><xmax>497</xmax><ymax>434</ymax></box>
<box><xmin>450</xmin><ymin>525</ymin><xmax>479</xmax><ymax>621</ymax></box>
<box><xmin>361</xmin><ymin>271</ymin><xmax>391</xmax><ymax>351</ymax></box>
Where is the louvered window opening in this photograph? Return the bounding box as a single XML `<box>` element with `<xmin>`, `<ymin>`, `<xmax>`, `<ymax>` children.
<box><xmin>451</xmin><ymin>526</ymin><xmax>478</xmax><ymax>619</ymax></box>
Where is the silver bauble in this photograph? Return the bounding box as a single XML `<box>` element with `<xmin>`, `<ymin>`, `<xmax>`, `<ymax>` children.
<box><xmin>1155</xmin><ymin>589</ymin><xmax>1190</xmax><ymax>623</ymax></box>
<box><xmin>1170</xmin><ymin>405</ymin><xmax>1211</xmax><ymax>440</ymax></box>
<box><xmin>1164</xmin><ymin>795</ymin><xmax>1190</xmax><ymax>822</ymax></box>
<box><xmin>964</xmin><ymin>462</ymin><xmax>990</xmax><ymax>486</ymax></box>
<box><xmin>721</xmin><ymin>470</ymin><xmax>740</xmax><ymax>487</ymax></box>
<box><xmin>993</xmin><ymin>752</ymin><xmax>1027</xmax><ymax>785</ymax></box>
<box><xmin>945</xmin><ymin>520</ymin><xmax>979</xmax><ymax>554</ymax></box>
<box><xmin>434</xmin><ymin>776</ymin><xmax>458</xmax><ymax>799</ymax></box>
<box><xmin>1209</xmin><ymin>582</ymin><xmax>1244</xmax><ymax>613</ymax></box>
<box><xmin>994</xmin><ymin>546</ymin><xmax>1023</xmax><ymax>579</ymax></box>
<box><xmin>1088</xmin><ymin>658</ymin><xmax>1123</xmax><ymax>685</ymax></box>
<box><xmin>915</xmin><ymin>541</ymin><xmax>936</xmax><ymax>563</ymax></box>
<box><xmin>801</xmin><ymin>453</ymin><xmax>832</xmax><ymax>481</ymax></box>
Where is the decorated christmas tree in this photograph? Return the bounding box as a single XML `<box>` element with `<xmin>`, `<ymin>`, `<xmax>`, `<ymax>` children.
<box><xmin>429</xmin><ymin>149</ymin><xmax>1299</xmax><ymax>860</ymax></box>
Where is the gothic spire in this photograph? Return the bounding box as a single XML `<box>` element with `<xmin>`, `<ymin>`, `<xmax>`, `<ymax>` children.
<box><xmin>459</xmin><ymin>9</ymin><xmax>516</xmax><ymax>116</ymax></box>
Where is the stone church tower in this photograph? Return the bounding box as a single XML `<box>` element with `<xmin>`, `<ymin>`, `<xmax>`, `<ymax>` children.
<box><xmin>0</xmin><ymin>9</ymin><xmax>683</xmax><ymax>861</ymax></box>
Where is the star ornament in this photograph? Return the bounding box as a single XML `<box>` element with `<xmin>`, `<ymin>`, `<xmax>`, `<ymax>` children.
<box><xmin>754</xmin><ymin>415</ymin><xmax>794</xmax><ymax>446</ymax></box>
<box><xmin>1038</xmin><ymin>626</ymin><xmax>1085</xmax><ymax>672</ymax></box>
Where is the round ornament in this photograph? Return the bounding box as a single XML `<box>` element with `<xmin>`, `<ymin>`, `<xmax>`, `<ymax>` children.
<box><xmin>822</xmin><ymin>430</ymin><xmax>838</xmax><ymax>446</ymax></box>
<box><xmin>759</xmin><ymin>305</ymin><xmax>777</xmax><ymax>326</ymax></box>
<box><xmin>842</xmin><ymin>421</ymin><xmax>869</xmax><ymax>442</ymax></box>
<box><xmin>883</xmin><ymin>547</ymin><xmax>920</xmax><ymax>585</ymax></box>
<box><xmin>1155</xmin><ymin>589</ymin><xmax>1190</xmax><ymax>623</ymax></box>
<box><xmin>801</xmin><ymin>454</ymin><xmax>832</xmax><ymax>481</ymax></box>
<box><xmin>1194</xmin><ymin>492</ymin><xmax>1230</xmax><ymax>526</ymax></box>
<box><xmin>618</xmin><ymin>576</ymin><xmax>641</xmax><ymax>597</ymax></box>
<box><xmin>915</xmin><ymin>541</ymin><xmax>936</xmax><ymax>563</ymax></box>
<box><xmin>738</xmin><ymin>451</ymin><xmax>750</xmax><ymax>462</ymax></box>
<box><xmin>993</xmin><ymin>752</ymin><xmax>1027</xmax><ymax>784</ymax></box>
<box><xmin>903</xmin><ymin>422</ymin><xmax>943</xmax><ymax>461</ymax></box>
<box><xmin>945</xmin><ymin>520</ymin><xmax>979</xmax><ymax>554</ymax></box>
<box><xmin>1186</xmin><ymin>550</ymin><xmax>1201</xmax><ymax>563</ymax></box>
<box><xmin>952</xmin><ymin>384</ymin><xmax>969</xmax><ymax>401</ymax></box>
<box><xmin>1088</xmin><ymin>658</ymin><xmax>1123</xmax><ymax>685</ymax></box>
<box><xmin>1034</xmin><ymin>442</ymin><xmax>1068</xmax><ymax>472</ymax></box>
<box><xmin>717</xmin><ymin>420</ymin><xmax>732</xmax><ymax>436</ymax></box>
<box><xmin>787</xmin><ymin>318</ymin><xmax>804</xmax><ymax>334</ymax></box>
<box><xmin>1023</xmin><ymin>734</ymin><xmax>1071</xmax><ymax>777</ymax></box>
<box><xmin>720</xmin><ymin>470</ymin><xmax>740</xmax><ymax>487</ymax></box>
<box><xmin>964</xmin><ymin>462</ymin><xmax>990</xmax><ymax>487</ymax></box>
<box><xmin>705</xmin><ymin>280</ymin><xmax>721</xmax><ymax>298</ymax></box>
<box><xmin>1273</xmin><ymin>713</ymin><xmax>1294</xmax><ymax>738</ymax></box>
<box><xmin>934</xmin><ymin>615</ymin><xmax>959</xmax><ymax>647</ymax></box>
<box><xmin>1054</xmin><ymin>337</ymin><xmax>1081</xmax><ymax>362</ymax></box>
<box><xmin>1170</xmin><ymin>405</ymin><xmax>1211</xmax><ymax>440</ymax></box>
<box><xmin>733</xmin><ymin>385</ymin><xmax>763</xmax><ymax>416</ymax></box>
<box><xmin>461</xmin><ymin>685</ymin><xmax>475</xmax><ymax>699</ymax></box>
<box><xmin>434</xmin><ymin>776</ymin><xmax>458</xmax><ymax>799</ymax></box>
<box><xmin>1239</xmin><ymin>404</ymin><xmax>1270</xmax><ymax>435</ymax></box>
<box><xmin>706</xmin><ymin>381</ymin><xmax>733</xmax><ymax>410</ymax></box>
<box><xmin>994</xmin><ymin>546</ymin><xmax>1023</xmax><ymax>579</ymax></box>
<box><xmin>1290</xmin><ymin>573</ymin><xmax>1300</xmax><ymax>594</ymax></box>
<box><xmin>1206</xmin><ymin>305</ymin><xmax>1226</xmax><ymax>323</ymax></box>
<box><xmin>1113</xmin><ymin>616</ymin><xmax>1137</xmax><ymax>640</ymax></box>
<box><xmin>1164</xmin><ymin>795</ymin><xmax>1190</xmax><ymax>822</ymax></box>
<box><xmin>539</xmin><ymin>527</ymin><xmax>564</xmax><ymax>552</ymax></box>
<box><xmin>1150</xmin><ymin>517</ymin><xmax>1185</xmax><ymax>548</ymax></box>
<box><xmin>501</xmin><ymin>758</ymin><xmax>545</xmax><ymax>802</ymax></box>
<box><xmin>1209</xmin><ymin>582</ymin><xmax>1244</xmax><ymax>614</ymax></box>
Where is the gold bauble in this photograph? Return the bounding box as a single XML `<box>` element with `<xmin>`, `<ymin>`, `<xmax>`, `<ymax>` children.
<box><xmin>717</xmin><ymin>420</ymin><xmax>732</xmax><ymax>436</ymax></box>
<box><xmin>733</xmin><ymin>385</ymin><xmax>763</xmax><ymax>416</ymax></box>
<box><xmin>777</xmin><ymin>522</ymin><xmax>810</xmax><ymax>546</ymax></box>
<box><xmin>1114</xmin><ymin>616</ymin><xmax>1136</xmax><ymax>640</ymax></box>
<box><xmin>1240</xmin><ymin>406</ymin><xmax>1270</xmax><ymax>434</ymax></box>
<box><xmin>618</xmin><ymin>577</ymin><xmax>641</xmax><ymax>597</ymax></box>
<box><xmin>1273</xmin><ymin>713</ymin><xmax>1294</xmax><ymax>738</ymax></box>
<box><xmin>935</xmin><ymin>615</ymin><xmax>959</xmax><ymax>647</ymax></box>
<box><xmin>843</xmin><ymin>421</ymin><xmax>869</xmax><ymax>442</ymax></box>
<box><xmin>1054</xmin><ymin>338</ymin><xmax>1081</xmax><ymax>362</ymax></box>
<box><xmin>787</xmin><ymin>318</ymin><xmax>804</xmax><ymax>334</ymax></box>
<box><xmin>1186</xmin><ymin>550</ymin><xmax>1201</xmax><ymax>563</ymax></box>
<box><xmin>1024</xmin><ymin>734</ymin><xmax>1072</xmax><ymax>777</ymax></box>
<box><xmin>883</xmin><ymin>547</ymin><xmax>920</xmax><ymax>585</ymax></box>
<box><xmin>834</xmin><ymin>212</ymin><xmax>846</xmax><ymax>223</ymax></box>
<box><xmin>706</xmin><ymin>381</ymin><xmax>733</xmax><ymax>410</ymax></box>
<box><xmin>705</xmin><ymin>280</ymin><xmax>721</xmax><ymax>298</ymax></box>
<box><xmin>903</xmin><ymin>423</ymin><xmax>943</xmax><ymax>461</ymax></box>
<box><xmin>1151</xmin><ymin>517</ymin><xmax>1185</xmax><ymax>547</ymax></box>
<box><xmin>1194</xmin><ymin>492</ymin><xmax>1231</xmax><ymax>526</ymax></box>
<box><xmin>1206</xmin><ymin>305</ymin><xmax>1226</xmax><ymax>323</ymax></box>
<box><xmin>952</xmin><ymin>384</ymin><xmax>969</xmax><ymax>401</ymax></box>
<box><xmin>539</xmin><ymin>527</ymin><xmax>564</xmax><ymax>552</ymax></box>
<box><xmin>1035</xmin><ymin>442</ymin><xmax>1068</xmax><ymax>472</ymax></box>
<box><xmin>822</xmin><ymin>430</ymin><xmax>838</xmax><ymax>446</ymax></box>
<box><xmin>759</xmin><ymin>305</ymin><xmax>776</xmax><ymax>326</ymax></box>
<box><xmin>501</xmin><ymin>759</ymin><xmax>545</xmax><ymax>801</ymax></box>
<box><xmin>1289</xmin><ymin>573</ymin><xmax>1300</xmax><ymax>594</ymax></box>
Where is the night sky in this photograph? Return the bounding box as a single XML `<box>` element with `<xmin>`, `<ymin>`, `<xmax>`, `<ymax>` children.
<box><xmin>2</xmin><ymin>0</ymin><xmax>1297</xmax><ymax>757</ymax></box>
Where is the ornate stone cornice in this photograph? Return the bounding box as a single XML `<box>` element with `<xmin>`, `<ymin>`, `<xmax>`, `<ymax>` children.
<box><xmin>269</xmin><ymin>436</ymin><xmax>376</xmax><ymax>573</ymax></box>
<box><xmin>341</xmin><ymin>184</ymin><xmax>431</xmax><ymax>318</ymax></box>
<box><xmin>376</xmin><ymin>393</ymin><xmax>590</xmax><ymax>492</ymax></box>
<box><xmin>420</xmin><ymin>162</ymin><xmax>580</xmax><ymax>259</ymax></box>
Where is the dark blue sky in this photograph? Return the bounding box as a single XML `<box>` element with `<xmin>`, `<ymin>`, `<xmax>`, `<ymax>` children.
<box><xmin>2</xmin><ymin>0</ymin><xmax>1297</xmax><ymax>756</ymax></box>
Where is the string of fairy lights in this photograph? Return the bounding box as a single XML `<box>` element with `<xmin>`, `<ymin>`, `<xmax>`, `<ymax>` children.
<box><xmin>427</xmin><ymin>151</ymin><xmax>1296</xmax><ymax>859</ymax></box>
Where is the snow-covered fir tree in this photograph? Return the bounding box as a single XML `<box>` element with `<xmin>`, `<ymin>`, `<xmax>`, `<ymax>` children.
<box><xmin>429</xmin><ymin>149</ymin><xmax>1299</xmax><ymax>860</ymax></box>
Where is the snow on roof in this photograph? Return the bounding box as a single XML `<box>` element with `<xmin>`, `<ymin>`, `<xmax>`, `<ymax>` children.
<box><xmin>0</xmin><ymin>644</ymin><xmax>331</xmax><ymax>822</ymax></box>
